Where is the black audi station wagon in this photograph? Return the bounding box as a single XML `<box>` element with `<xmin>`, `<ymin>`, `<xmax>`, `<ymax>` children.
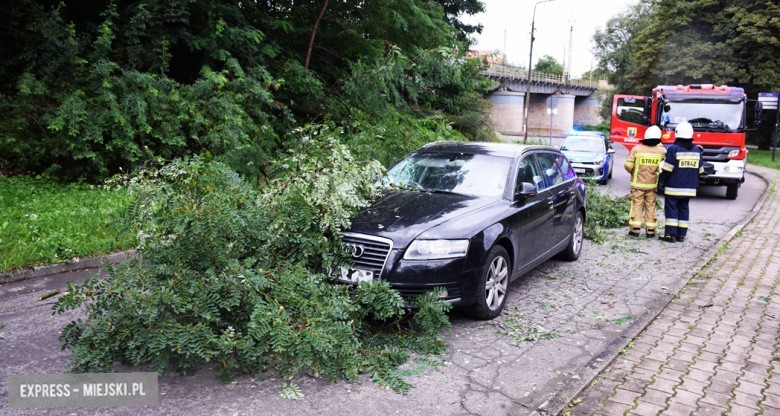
<box><xmin>340</xmin><ymin>142</ymin><xmax>586</xmax><ymax>319</ymax></box>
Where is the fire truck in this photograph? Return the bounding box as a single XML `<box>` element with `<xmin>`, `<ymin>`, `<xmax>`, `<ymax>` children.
<box><xmin>610</xmin><ymin>84</ymin><xmax>752</xmax><ymax>199</ymax></box>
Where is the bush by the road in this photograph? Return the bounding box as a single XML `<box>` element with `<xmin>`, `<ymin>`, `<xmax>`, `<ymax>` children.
<box><xmin>53</xmin><ymin>131</ymin><xmax>451</xmax><ymax>393</ymax></box>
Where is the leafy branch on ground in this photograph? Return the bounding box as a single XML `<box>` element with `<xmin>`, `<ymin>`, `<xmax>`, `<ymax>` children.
<box><xmin>584</xmin><ymin>184</ymin><xmax>632</xmax><ymax>243</ymax></box>
<box><xmin>53</xmin><ymin>130</ymin><xmax>451</xmax><ymax>394</ymax></box>
<box><xmin>497</xmin><ymin>308</ymin><xmax>561</xmax><ymax>345</ymax></box>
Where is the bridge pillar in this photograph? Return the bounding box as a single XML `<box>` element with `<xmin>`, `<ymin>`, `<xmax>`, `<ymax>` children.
<box><xmin>573</xmin><ymin>96</ymin><xmax>604</xmax><ymax>127</ymax></box>
<box><xmin>487</xmin><ymin>90</ymin><xmax>525</xmax><ymax>136</ymax></box>
<box><xmin>528</xmin><ymin>93</ymin><xmax>575</xmax><ymax>137</ymax></box>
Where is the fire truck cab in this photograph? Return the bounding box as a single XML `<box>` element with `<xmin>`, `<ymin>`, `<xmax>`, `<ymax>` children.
<box><xmin>610</xmin><ymin>84</ymin><xmax>749</xmax><ymax>199</ymax></box>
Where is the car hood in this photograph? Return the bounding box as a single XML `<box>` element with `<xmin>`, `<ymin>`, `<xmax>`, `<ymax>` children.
<box><xmin>562</xmin><ymin>150</ymin><xmax>604</xmax><ymax>163</ymax></box>
<box><xmin>349</xmin><ymin>189</ymin><xmax>500</xmax><ymax>248</ymax></box>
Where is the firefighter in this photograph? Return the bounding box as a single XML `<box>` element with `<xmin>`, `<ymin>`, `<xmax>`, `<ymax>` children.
<box><xmin>624</xmin><ymin>125</ymin><xmax>667</xmax><ymax>237</ymax></box>
<box><xmin>658</xmin><ymin>121</ymin><xmax>704</xmax><ymax>243</ymax></box>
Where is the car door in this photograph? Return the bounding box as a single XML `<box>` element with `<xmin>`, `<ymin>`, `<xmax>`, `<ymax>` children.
<box><xmin>536</xmin><ymin>152</ymin><xmax>577</xmax><ymax>246</ymax></box>
<box><xmin>507</xmin><ymin>153</ymin><xmax>554</xmax><ymax>271</ymax></box>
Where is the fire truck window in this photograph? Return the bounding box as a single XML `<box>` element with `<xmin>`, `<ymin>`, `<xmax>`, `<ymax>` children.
<box><xmin>616</xmin><ymin>98</ymin><xmax>645</xmax><ymax>125</ymax></box>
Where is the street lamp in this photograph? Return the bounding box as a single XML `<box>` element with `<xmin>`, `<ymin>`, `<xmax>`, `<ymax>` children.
<box><xmin>523</xmin><ymin>0</ymin><xmax>555</xmax><ymax>143</ymax></box>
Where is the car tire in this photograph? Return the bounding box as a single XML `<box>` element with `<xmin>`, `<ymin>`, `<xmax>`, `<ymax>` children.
<box><xmin>467</xmin><ymin>245</ymin><xmax>510</xmax><ymax>320</ymax></box>
<box><xmin>726</xmin><ymin>183</ymin><xmax>739</xmax><ymax>200</ymax></box>
<box><xmin>559</xmin><ymin>211</ymin><xmax>584</xmax><ymax>261</ymax></box>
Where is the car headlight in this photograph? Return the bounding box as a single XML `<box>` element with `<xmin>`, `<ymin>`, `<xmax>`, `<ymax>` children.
<box><xmin>404</xmin><ymin>239</ymin><xmax>470</xmax><ymax>260</ymax></box>
<box><xmin>592</xmin><ymin>156</ymin><xmax>604</xmax><ymax>165</ymax></box>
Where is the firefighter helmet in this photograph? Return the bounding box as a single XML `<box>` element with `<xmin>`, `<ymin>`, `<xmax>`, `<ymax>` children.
<box><xmin>675</xmin><ymin>121</ymin><xmax>694</xmax><ymax>139</ymax></box>
<box><xmin>643</xmin><ymin>125</ymin><xmax>662</xmax><ymax>140</ymax></box>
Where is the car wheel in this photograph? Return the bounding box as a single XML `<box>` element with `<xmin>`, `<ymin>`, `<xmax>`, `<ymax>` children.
<box><xmin>467</xmin><ymin>245</ymin><xmax>510</xmax><ymax>320</ymax></box>
<box><xmin>559</xmin><ymin>211</ymin><xmax>584</xmax><ymax>261</ymax></box>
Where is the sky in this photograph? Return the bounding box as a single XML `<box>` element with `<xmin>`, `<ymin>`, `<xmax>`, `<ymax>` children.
<box><xmin>462</xmin><ymin>0</ymin><xmax>638</xmax><ymax>77</ymax></box>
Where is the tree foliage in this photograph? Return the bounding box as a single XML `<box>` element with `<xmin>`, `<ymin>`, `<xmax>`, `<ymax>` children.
<box><xmin>0</xmin><ymin>0</ymin><xmax>491</xmax><ymax>181</ymax></box>
<box><xmin>54</xmin><ymin>132</ymin><xmax>451</xmax><ymax>389</ymax></box>
<box><xmin>533</xmin><ymin>55</ymin><xmax>564</xmax><ymax>76</ymax></box>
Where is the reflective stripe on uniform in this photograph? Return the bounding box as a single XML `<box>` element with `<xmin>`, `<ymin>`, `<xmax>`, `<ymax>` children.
<box><xmin>646</xmin><ymin>221</ymin><xmax>658</xmax><ymax>228</ymax></box>
<box><xmin>677</xmin><ymin>152</ymin><xmax>700</xmax><ymax>158</ymax></box>
<box><xmin>629</xmin><ymin>219</ymin><xmax>643</xmax><ymax>227</ymax></box>
<box><xmin>665</xmin><ymin>219</ymin><xmax>679</xmax><ymax>227</ymax></box>
<box><xmin>665</xmin><ymin>187</ymin><xmax>697</xmax><ymax>197</ymax></box>
<box><xmin>678</xmin><ymin>220</ymin><xmax>689</xmax><ymax>228</ymax></box>
<box><xmin>661</xmin><ymin>161</ymin><xmax>675</xmax><ymax>171</ymax></box>
<box><xmin>631</xmin><ymin>182</ymin><xmax>657</xmax><ymax>190</ymax></box>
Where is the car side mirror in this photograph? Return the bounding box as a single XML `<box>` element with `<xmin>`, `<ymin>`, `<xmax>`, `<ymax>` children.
<box><xmin>514</xmin><ymin>182</ymin><xmax>538</xmax><ymax>202</ymax></box>
<box><xmin>607</xmin><ymin>148</ymin><xmax>616</xmax><ymax>154</ymax></box>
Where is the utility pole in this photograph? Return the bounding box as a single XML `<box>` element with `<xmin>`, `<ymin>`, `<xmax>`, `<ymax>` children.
<box><xmin>503</xmin><ymin>28</ymin><xmax>507</xmax><ymax>65</ymax></box>
<box><xmin>567</xmin><ymin>24</ymin><xmax>573</xmax><ymax>83</ymax></box>
<box><xmin>523</xmin><ymin>0</ymin><xmax>555</xmax><ymax>143</ymax></box>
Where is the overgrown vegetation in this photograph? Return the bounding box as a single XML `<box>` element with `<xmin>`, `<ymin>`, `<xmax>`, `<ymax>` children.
<box><xmin>0</xmin><ymin>176</ymin><xmax>134</xmax><ymax>272</ymax></box>
<box><xmin>53</xmin><ymin>134</ymin><xmax>451</xmax><ymax>392</ymax></box>
<box><xmin>0</xmin><ymin>0</ymin><xmax>492</xmax><ymax>394</ymax></box>
<box><xmin>0</xmin><ymin>1</ymin><xmax>492</xmax><ymax>181</ymax></box>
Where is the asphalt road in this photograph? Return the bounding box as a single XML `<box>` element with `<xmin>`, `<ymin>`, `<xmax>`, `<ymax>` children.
<box><xmin>0</xmin><ymin>142</ymin><xmax>767</xmax><ymax>415</ymax></box>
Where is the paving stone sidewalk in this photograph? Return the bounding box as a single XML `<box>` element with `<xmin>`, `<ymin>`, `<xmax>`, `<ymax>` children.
<box><xmin>572</xmin><ymin>165</ymin><xmax>780</xmax><ymax>415</ymax></box>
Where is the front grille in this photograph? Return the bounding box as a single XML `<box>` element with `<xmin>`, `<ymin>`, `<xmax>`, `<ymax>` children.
<box><xmin>701</xmin><ymin>146</ymin><xmax>740</xmax><ymax>162</ymax></box>
<box><xmin>396</xmin><ymin>284</ymin><xmax>462</xmax><ymax>301</ymax></box>
<box><xmin>343</xmin><ymin>232</ymin><xmax>393</xmax><ymax>277</ymax></box>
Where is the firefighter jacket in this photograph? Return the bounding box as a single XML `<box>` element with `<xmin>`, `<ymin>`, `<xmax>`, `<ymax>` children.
<box><xmin>624</xmin><ymin>143</ymin><xmax>666</xmax><ymax>190</ymax></box>
<box><xmin>659</xmin><ymin>142</ymin><xmax>703</xmax><ymax>197</ymax></box>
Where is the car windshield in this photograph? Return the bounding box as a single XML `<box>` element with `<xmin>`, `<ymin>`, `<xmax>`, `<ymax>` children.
<box><xmin>560</xmin><ymin>137</ymin><xmax>604</xmax><ymax>153</ymax></box>
<box><xmin>387</xmin><ymin>152</ymin><xmax>512</xmax><ymax>197</ymax></box>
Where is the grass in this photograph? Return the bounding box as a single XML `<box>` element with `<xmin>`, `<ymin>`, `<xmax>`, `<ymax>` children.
<box><xmin>0</xmin><ymin>176</ymin><xmax>135</xmax><ymax>272</ymax></box>
<box><xmin>748</xmin><ymin>149</ymin><xmax>780</xmax><ymax>170</ymax></box>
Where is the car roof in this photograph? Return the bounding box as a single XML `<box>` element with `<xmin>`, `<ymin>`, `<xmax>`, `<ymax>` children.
<box><xmin>563</xmin><ymin>134</ymin><xmax>605</xmax><ymax>142</ymax></box>
<box><xmin>569</xmin><ymin>130</ymin><xmax>606</xmax><ymax>137</ymax></box>
<box><xmin>416</xmin><ymin>141</ymin><xmax>555</xmax><ymax>158</ymax></box>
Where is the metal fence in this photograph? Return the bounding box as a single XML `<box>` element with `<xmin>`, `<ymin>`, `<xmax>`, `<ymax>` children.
<box><xmin>482</xmin><ymin>63</ymin><xmax>598</xmax><ymax>89</ymax></box>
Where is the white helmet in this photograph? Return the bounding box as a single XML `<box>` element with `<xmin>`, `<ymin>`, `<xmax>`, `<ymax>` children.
<box><xmin>644</xmin><ymin>125</ymin><xmax>662</xmax><ymax>140</ymax></box>
<box><xmin>675</xmin><ymin>121</ymin><xmax>694</xmax><ymax>139</ymax></box>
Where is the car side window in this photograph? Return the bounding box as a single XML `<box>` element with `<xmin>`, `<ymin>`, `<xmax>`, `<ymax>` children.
<box><xmin>537</xmin><ymin>152</ymin><xmax>565</xmax><ymax>188</ymax></box>
<box><xmin>557</xmin><ymin>155</ymin><xmax>577</xmax><ymax>181</ymax></box>
<box><xmin>516</xmin><ymin>155</ymin><xmax>544</xmax><ymax>192</ymax></box>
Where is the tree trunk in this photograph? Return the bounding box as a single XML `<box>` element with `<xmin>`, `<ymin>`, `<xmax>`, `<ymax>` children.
<box><xmin>305</xmin><ymin>0</ymin><xmax>329</xmax><ymax>69</ymax></box>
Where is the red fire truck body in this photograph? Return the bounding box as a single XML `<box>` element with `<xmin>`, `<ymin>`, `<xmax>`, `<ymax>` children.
<box><xmin>610</xmin><ymin>84</ymin><xmax>748</xmax><ymax>199</ymax></box>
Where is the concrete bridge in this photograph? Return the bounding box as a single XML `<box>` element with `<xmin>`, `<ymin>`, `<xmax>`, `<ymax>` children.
<box><xmin>482</xmin><ymin>64</ymin><xmax>604</xmax><ymax>138</ymax></box>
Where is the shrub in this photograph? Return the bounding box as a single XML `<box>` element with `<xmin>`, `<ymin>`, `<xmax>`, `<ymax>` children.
<box><xmin>53</xmin><ymin>130</ymin><xmax>451</xmax><ymax>391</ymax></box>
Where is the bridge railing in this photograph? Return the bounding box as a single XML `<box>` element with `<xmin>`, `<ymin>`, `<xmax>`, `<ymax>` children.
<box><xmin>482</xmin><ymin>63</ymin><xmax>598</xmax><ymax>89</ymax></box>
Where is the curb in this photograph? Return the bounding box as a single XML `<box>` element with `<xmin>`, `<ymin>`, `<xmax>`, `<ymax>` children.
<box><xmin>545</xmin><ymin>169</ymin><xmax>772</xmax><ymax>415</ymax></box>
<box><xmin>0</xmin><ymin>250</ymin><xmax>135</xmax><ymax>285</ymax></box>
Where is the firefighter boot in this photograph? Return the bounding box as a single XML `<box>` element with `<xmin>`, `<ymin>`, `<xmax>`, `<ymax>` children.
<box><xmin>661</xmin><ymin>235</ymin><xmax>677</xmax><ymax>243</ymax></box>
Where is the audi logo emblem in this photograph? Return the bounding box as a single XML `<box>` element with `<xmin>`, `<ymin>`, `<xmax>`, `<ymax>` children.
<box><xmin>346</xmin><ymin>243</ymin><xmax>365</xmax><ymax>258</ymax></box>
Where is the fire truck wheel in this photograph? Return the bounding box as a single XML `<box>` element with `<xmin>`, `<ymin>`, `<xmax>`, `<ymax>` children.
<box><xmin>726</xmin><ymin>183</ymin><xmax>739</xmax><ymax>200</ymax></box>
